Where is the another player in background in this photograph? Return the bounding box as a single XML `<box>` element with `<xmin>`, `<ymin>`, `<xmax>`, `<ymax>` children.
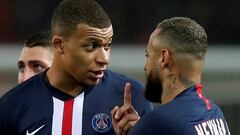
<box><xmin>0</xmin><ymin>0</ymin><xmax>152</xmax><ymax>134</ymax></box>
<box><xmin>17</xmin><ymin>31</ymin><xmax>53</xmax><ymax>83</ymax></box>
<box><xmin>112</xmin><ymin>17</ymin><xmax>231</xmax><ymax>135</ymax></box>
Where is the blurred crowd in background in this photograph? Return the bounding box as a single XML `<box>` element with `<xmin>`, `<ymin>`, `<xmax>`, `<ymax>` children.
<box><xmin>1</xmin><ymin>0</ymin><xmax>240</xmax><ymax>44</ymax></box>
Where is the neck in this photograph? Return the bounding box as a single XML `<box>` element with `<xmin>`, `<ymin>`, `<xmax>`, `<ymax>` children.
<box><xmin>47</xmin><ymin>63</ymin><xmax>84</xmax><ymax>97</ymax></box>
<box><xmin>161</xmin><ymin>71</ymin><xmax>201</xmax><ymax>104</ymax></box>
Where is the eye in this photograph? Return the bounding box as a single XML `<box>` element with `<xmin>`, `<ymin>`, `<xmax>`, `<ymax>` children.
<box><xmin>18</xmin><ymin>64</ymin><xmax>25</xmax><ymax>73</ymax></box>
<box><xmin>32</xmin><ymin>64</ymin><xmax>45</xmax><ymax>73</ymax></box>
<box><xmin>104</xmin><ymin>43</ymin><xmax>111</xmax><ymax>51</ymax></box>
<box><xmin>145</xmin><ymin>53</ymin><xmax>149</xmax><ymax>57</ymax></box>
<box><xmin>85</xmin><ymin>42</ymin><xmax>98</xmax><ymax>51</ymax></box>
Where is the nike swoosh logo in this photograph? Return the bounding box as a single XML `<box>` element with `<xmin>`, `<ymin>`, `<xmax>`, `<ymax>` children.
<box><xmin>26</xmin><ymin>125</ymin><xmax>45</xmax><ymax>135</ymax></box>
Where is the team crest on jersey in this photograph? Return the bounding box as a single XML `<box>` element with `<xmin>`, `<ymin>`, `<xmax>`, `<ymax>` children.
<box><xmin>92</xmin><ymin>113</ymin><xmax>112</xmax><ymax>133</ymax></box>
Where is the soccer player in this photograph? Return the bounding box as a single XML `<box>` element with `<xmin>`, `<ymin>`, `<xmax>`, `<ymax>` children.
<box><xmin>112</xmin><ymin>17</ymin><xmax>231</xmax><ymax>135</ymax></box>
<box><xmin>17</xmin><ymin>31</ymin><xmax>53</xmax><ymax>83</ymax></box>
<box><xmin>0</xmin><ymin>0</ymin><xmax>152</xmax><ymax>134</ymax></box>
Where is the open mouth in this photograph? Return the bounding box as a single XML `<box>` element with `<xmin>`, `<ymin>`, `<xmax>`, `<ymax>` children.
<box><xmin>90</xmin><ymin>70</ymin><xmax>104</xmax><ymax>79</ymax></box>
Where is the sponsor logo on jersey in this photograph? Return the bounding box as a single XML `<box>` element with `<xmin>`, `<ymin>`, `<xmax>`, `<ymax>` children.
<box><xmin>92</xmin><ymin>113</ymin><xmax>112</xmax><ymax>133</ymax></box>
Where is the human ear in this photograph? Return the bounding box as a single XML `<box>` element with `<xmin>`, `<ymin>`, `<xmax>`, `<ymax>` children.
<box><xmin>52</xmin><ymin>36</ymin><xmax>64</xmax><ymax>54</ymax></box>
<box><xmin>160</xmin><ymin>49</ymin><xmax>171</xmax><ymax>69</ymax></box>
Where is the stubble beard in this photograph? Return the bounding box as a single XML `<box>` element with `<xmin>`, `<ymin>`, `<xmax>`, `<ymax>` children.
<box><xmin>144</xmin><ymin>69</ymin><xmax>163</xmax><ymax>103</ymax></box>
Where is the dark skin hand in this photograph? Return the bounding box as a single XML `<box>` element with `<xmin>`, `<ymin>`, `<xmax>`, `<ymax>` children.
<box><xmin>111</xmin><ymin>82</ymin><xmax>140</xmax><ymax>135</ymax></box>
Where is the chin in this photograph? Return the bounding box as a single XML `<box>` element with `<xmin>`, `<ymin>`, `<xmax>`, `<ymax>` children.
<box><xmin>86</xmin><ymin>78</ymin><xmax>101</xmax><ymax>86</ymax></box>
<box><xmin>144</xmin><ymin>70</ymin><xmax>163</xmax><ymax>103</ymax></box>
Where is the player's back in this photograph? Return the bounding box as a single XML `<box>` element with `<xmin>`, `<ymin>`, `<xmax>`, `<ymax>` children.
<box><xmin>129</xmin><ymin>84</ymin><xmax>231</xmax><ymax>135</ymax></box>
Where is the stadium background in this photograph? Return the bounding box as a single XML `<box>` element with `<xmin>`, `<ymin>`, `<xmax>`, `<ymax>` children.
<box><xmin>0</xmin><ymin>0</ymin><xmax>239</xmax><ymax>134</ymax></box>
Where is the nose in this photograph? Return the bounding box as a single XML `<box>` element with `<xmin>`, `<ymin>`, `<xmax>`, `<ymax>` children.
<box><xmin>96</xmin><ymin>47</ymin><xmax>109</xmax><ymax>65</ymax></box>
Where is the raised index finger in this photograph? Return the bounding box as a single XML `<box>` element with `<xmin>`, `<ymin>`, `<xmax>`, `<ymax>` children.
<box><xmin>124</xmin><ymin>82</ymin><xmax>132</xmax><ymax>105</ymax></box>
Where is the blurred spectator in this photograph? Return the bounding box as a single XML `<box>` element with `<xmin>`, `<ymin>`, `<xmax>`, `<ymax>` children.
<box><xmin>0</xmin><ymin>0</ymin><xmax>240</xmax><ymax>44</ymax></box>
<box><xmin>0</xmin><ymin>0</ymin><xmax>16</xmax><ymax>42</ymax></box>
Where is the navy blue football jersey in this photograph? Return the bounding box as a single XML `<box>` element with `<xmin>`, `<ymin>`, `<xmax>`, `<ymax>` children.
<box><xmin>0</xmin><ymin>69</ymin><xmax>153</xmax><ymax>135</ymax></box>
<box><xmin>128</xmin><ymin>84</ymin><xmax>231</xmax><ymax>135</ymax></box>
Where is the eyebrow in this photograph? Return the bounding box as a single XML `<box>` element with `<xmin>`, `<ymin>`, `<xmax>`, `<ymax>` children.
<box><xmin>85</xmin><ymin>37</ymin><xmax>100</xmax><ymax>41</ymax></box>
<box><xmin>17</xmin><ymin>60</ymin><xmax>48</xmax><ymax>67</ymax></box>
<box><xmin>85</xmin><ymin>37</ymin><xmax>112</xmax><ymax>45</ymax></box>
<box><xmin>17</xmin><ymin>61</ymin><xmax>24</xmax><ymax>67</ymax></box>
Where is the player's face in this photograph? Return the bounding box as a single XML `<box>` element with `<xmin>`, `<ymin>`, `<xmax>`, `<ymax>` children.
<box><xmin>144</xmin><ymin>29</ymin><xmax>163</xmax><ymax>103</ymax></box>
<box><xmin>18</xmin><ymin>46</ymin><xmax>53</xmax><ymax>83</ymax></box>
<box><xmin>59</xmin><ymin>24</ymin><xmax>113</xmax><ymax>86</ymax></box>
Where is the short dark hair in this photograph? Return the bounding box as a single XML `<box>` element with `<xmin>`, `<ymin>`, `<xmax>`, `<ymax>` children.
<box><xmin>51</xmin><ymin>0</ymin><xmax>111</xmax><ymax>37</ymax></box>
<box><xmin>157</xmin><ymin>17</ymin><xmax>207</xmax><ymax>56</ymax></box>
<box><xmin>24</xmin><ymin>31</ymin><xmax>51</xmax><ymax>48</ymax></box>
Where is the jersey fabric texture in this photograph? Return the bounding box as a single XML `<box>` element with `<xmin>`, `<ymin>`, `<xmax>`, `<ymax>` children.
<box><xmin>128</xmin><ymin>84</ymin><xmax>231</xmax><ymax>135</ymax></box>
<box><xmin>0</xmin><ymin>69</ymin><xmax>153</xmax><ymax>135</ymax></box>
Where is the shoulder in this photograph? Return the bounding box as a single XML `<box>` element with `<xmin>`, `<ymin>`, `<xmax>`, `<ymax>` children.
<box><xmin>0</xmin><ymin>73</ymin><xmax>45</xmax><ymax>115</ymax></box>
<box><xmin>103</xmin><ymin>69</ymin><xmax>144</xmax><ymax>95</ymax></box>
<box><xmin>129</xmin><ymin>108</ymin><xmax>186</xmax><ymax>135</ymax></box>
<box><xmin>104</xmin><ymin>69</ymin><xmax>143</xmax><ymax>89</ymax></box>
<box><xmin>0</xmin><ymin>77</ymin><xmax>35</xmax><ymax>130</ymax></box>
<box><xmin>1</xmin><ymin>80</ymin><xmax>33</xmax><ymax>106</ymax></box>
<box><xmin>1</xmin><ymin>74</ymin><xmax>42</xmax><ymax>99</ymax></box>
<box><xmin>104</xmin><ymin>69</ymin><xmax>153</xmax><ymax>114</ymax></box>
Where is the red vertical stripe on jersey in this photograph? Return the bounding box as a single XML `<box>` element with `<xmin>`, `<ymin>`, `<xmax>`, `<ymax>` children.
<box><xmin>62</xmin><ymin>99</ymin><xmax>74</xmax><ymax>135</ymax></box>
<box><xmin>196</xmin><ymin>84</ymin><xmax>211</xmax><ymax>110</ymax></box>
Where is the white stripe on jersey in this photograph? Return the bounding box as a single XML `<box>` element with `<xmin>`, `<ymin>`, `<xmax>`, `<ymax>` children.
<box><xmin>52</xmin><ymin>97</ymin><xmax>64</xmax><ymax>135</ymax></box>
<box><xmin>51</xmin><ymin>92</ymin><xmax>84</xmax><ymax>135</ymax></box>
<box><xmin>72</xmin><ymin>92</ymin><xmax>84</xmax><ymax>135</ymax></box>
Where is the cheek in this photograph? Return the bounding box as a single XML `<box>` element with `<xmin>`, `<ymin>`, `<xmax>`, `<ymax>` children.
<box><xmin>145</xmin><ymin>59</ymin><xmax>151</xmax><ymax>76</ymax></box>
<box><xmin>107</xmin><ymin>50</ymin><xmax>110</xmax><ymax>57</ymax></box>
<box><xmin>70</xmin><ymin>52</ymin><xmax>95</xmax><ymax>70</ymax></box>
<box><xmin>18</xmin><ymin>73</ymin><xmax>22</xmax><ymax>80</ymax></box>
<box><xmin>68</xmin><ymin>50</ymin><xmax>84</xmax><ymax>63</ymax></box>
<box><xmin>144</xmin><ymin>58</ymin><xmax>148</xmax><ymax>70</ymax></box>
